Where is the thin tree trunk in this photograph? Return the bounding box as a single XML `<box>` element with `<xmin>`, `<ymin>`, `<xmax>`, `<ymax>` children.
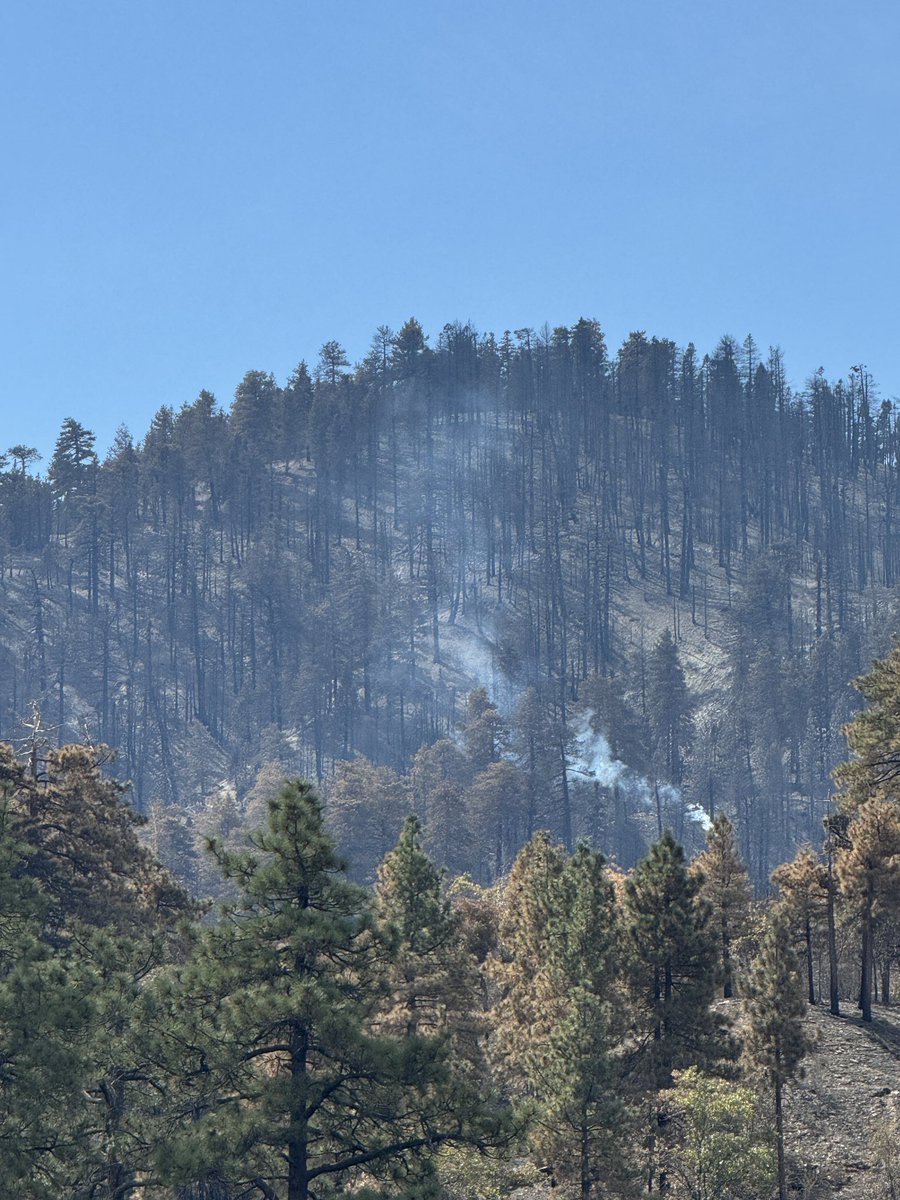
<box><xmin>581</xmin><ymin>1117</ymin><xmax>591</xmax><ymax>1198</ymax></box>
<box><xmin>861</xmin><ymin>880</ymin><xmax>874</xmax><ymax>1022</ymax></box>
<box><xmin>775</xmin><ymin>1073</ymin><xmax>786</xmax><ymax>1200</ymax></box>
<box><xmin>827</xmin><ymin>869</ymin><xmax>840</xmax><ymax>1016</ymax></box>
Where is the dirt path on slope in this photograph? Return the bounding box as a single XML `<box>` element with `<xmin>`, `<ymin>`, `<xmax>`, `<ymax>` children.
<box><xmin>784</xmin><ymin>1003</ymin><xmax>900</xmax><ymax>1197</ymax></box>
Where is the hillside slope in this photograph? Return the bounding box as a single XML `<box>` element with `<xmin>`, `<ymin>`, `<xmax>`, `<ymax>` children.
<box><xmin>1</xmin><ymin>325</ymin><xmax>897</xmax><ymax>882</ymax></box>
<box><xmin>783</xmin><ymin>1004</ymin><xmax>900</xmax><ymax>1198</ymax></box>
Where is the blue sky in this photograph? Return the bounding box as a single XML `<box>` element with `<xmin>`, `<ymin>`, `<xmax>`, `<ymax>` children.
<box><xmin>2</xmin><ymin>1</ymin><xmax>898</xmax><ymax>463</ymax></box>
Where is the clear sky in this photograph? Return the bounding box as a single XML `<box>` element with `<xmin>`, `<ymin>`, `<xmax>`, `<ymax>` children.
<box><xmin>2</xmin><ymin>1</ymin><xmax>898</xmax><ymax>463</ymax></box>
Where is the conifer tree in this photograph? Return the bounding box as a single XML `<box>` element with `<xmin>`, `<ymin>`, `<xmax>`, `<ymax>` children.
<box><xmin>491</xmin><ymin>836</ymin><xmax>629</xmax><ymax>1196</ymax></box>
<box><xmin>0</xmin><ymin>794</ymin><xmax>97</xmax><ymax>1197</ymax></box>
<box><xmin>692</xmin><ymin>813</ymin><xmax>752</xmax><ymax>998</ymax></box>
<box><xmin>835</xmin><ymin>798</ymin><xmax>900</xmax><ymax>1021</ymax></box>
<box><xmin>374</xmin><ymin>815</ymin><xmax>483</xmax><ymax>1067</ymax></box>
<box><xmin>625</xmin><ymin>831</ymin><xmax>728</xmax><ymax>1090</ymax></box>
<box><xmin>154</xmin><ymin>780</ymin><xmax>493</xmax><ymax>1200</ymax></box>
<box><xmin>625</xmin><ymin>831</ymin><xmax>731</xmax><ymax>1193</ymax></box>
<box><xmin>490</xmin><ymin>831</ymin><xmax>567</xmax><ymax>1089</ymax></box>
<box><xmin>538</xmin><ymin>845</ymin><xmax>631</xmax><ymax>1198</ymax></box>
<box><xmin>15</xmin><ymin>743</ymin><xmax>192</xmax><ymax>937</ymax></box>
<box><xmin>833</xmin><ymin>639</ymin><xmax>900</xmax><ymax>810</ymax></box>
<box><xmin>0</xmin><ymin>743</ymin><xmax>195</xmax><ymax>1197</ymax></box>
<box><xmin>744</xmin><ymin>914</ymin><xmax>810</xmax><ymax>1200</ymax></box>
<box><xmin>461</xmin><ymin>688</ymin><xmax>506</xmax><ymax>773</ymax></box>
<box><xmin>771</xmin><ymin>846</ymin><xmax>826</xmax><ymax>1005</ymax></box>
<box><xmin>646</xmin><ymin>631</ymin><xmax>694</xmax><ymax>788</ymax></box>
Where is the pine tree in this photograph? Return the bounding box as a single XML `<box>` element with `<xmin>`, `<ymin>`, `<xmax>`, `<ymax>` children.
<box><xmin>0</xmin><ymin>793</ymin><xmax>97</xmax><ymax>1197</ymax></box>
<box><xmin>15</xmin><ymin>743</ymin><xmax>192</xmax><ymax>937</ymax></box>
<box><xmin>491</xmin><ymin>836</ymin><xmax>629</xmax><ymax>1196</ymax></box>
<box><xmin>744</xmin><ymin>913</ymin><xmax>810</xmax><ymax>1200</ymax></box>
<box><xmin>771</xmin><ymin>846</ymin><xmax>826</xmax><ymax>1005</ymax></box>
<box><xmin>646</xmin><ymin>630</ymin><xmax>694</xmax><ymax>788</ymax></box>
<box><xmin>153</xmin><ymin>780</ymin><xmax>494</xmax><ymax>1200</ymax></box>
<box><xmin>835</xmin><ymin>798</ymin><xmax>900</xmax><ymax>1021</ymax></box>
<box><xmin>48</xmin><ymin>416</ymin><xmax>97</xmax><ymax>503</ymax></box>
<box><xmin>578</xmin><ymin>671</ymin><xmax>649</xmax><ymax>774</ymax></box>
<box><xmin>625</xmin><ymin>831</ymin><xmax>729</xmax><ymax>1091</ymax></box>
<box><xmin>373</xmin><ymin>815</ymin><xmax>483</xmax><ymax>1067</ymax></box>
<box><xmin>466</xmin><ymin>759</ymin><xmax>528</xmax><ymax>882</ymax></box>
<box><xmin>537</xmin><ymin>845</ymin><xmax>631</xmax><ymax>1198</ymax></box>
<box><xmin>833</xmin><ymin>639</ymin><xmax>900</xmax><ymax>810</ymax></box>
<box><xmin>489</xmin><ymin>831</ymin><xmax>567</xmax><ymax>1091</ymax></box>
<box><xmin>461</xmin><ymin>688</ymin><xmax>506</xmax><ymax>774</ymax></box>
<box><xmin>692</xmin><ymin>813</ymin><xmax>752</xmax><ymax>998</ymax></box>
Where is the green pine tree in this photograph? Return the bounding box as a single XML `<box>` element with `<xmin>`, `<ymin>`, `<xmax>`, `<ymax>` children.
<box><xmin>373</xmin><ymin>815</ymin><xmax>484</xmax><ymax>1062</ymax></box>
<box><xmin>0</xmin><ymin>781</ymin><xmax>97</xmax><ymax>1197</ymax></box>
<box><xmin>833</xmin><ymin>639</ymin><xmax>900</xmax><ymax>810</ymax></box>
<box><xmin>744</xmin><ymin>913</ymin><xmax>810</xmax><ymax>1200</ymax></box>
<box><xmin>692</xmin><ymin>813</ymin><xmax>752</xmax><ymax>998</ymax></box>
<box><xmin>491</xmin><ymin>836</ymin><xmax>631</xmax><ymax>1196</ymax></box>
<box><xmin>625</xmin><ymin>830</ymin><xmax>733</xmax><ymax>1193</ymax></box>
<box><xmin>153</xmin><ymin>780</ymin><xmax>494</xmax><ymax>1200</ymax></box>
<box><xmin>625</xmin><ymin>831</ymin><xmax>729</xmax><ymax>1090</ymax></box>
<box><xmin>538</xmin><ymin>845</ymin><xmax>632</xmax><ymax>1198</ymax></box>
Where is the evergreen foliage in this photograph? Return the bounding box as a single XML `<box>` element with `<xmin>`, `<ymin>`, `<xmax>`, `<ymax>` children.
<box><xmin>489</xmin><ymin>832</ymin><xmax>567</xmax><ymax>1090</ymax></box>
<box><xmin>692</xmin><ymin>813</ymin><xmax>752</xmax><ymax>998</ymax></box>
<box><xmin>771</xmin><ymin>845</ymin><xmax>827</xmax><ymax>1005</ymax></box>
<box><xmin>152</xmin><ymin>780</ymin><xmax>498</xmax><ymax>1199</ymax></box>
<box><xmin>0</xmin><ymin>798</ymin><xmax>96</xmax><ymax>1197</ymax></box>
<box><xmin>834</xmin><ymin>798</ymin><xmax>900</xmax><ymax>1021</ymax></box>
<box><xmin>834</xmin><ymin>638</ymin><xmax>900</xmax><ymax>810</ymax></box>
<box><xmin>624</xmin><ymin>831</ymin><xmax>731</xmax><ymax>1091</ymax></box>
<box><xmin>744</xmin><ymin>913</ymin><xmax>810</xmax><ymax>1200</ymax></box>
<box><xmin>374</xmin><ymin>815</ymin><xmax>484</xmax><ymax>1061</ymax></box>
<box><xmin>490</xmin><ymin>835</ymin><xmax>632</xmax><ymax>1196</ymax></box>
<box><xmin>0</xmin><ymin>324</ymin><xmax>892</xmax><ymax>884</ymax></box>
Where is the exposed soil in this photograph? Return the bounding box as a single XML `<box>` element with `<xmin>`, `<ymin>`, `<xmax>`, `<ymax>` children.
<box><xmin>783</xmin><ymin>1002</ymin><xmax>900</xmax><ymax>1197</ymax></box>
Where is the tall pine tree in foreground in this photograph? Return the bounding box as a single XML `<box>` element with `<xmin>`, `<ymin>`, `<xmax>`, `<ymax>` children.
<box><xmin>625</xmin><ymin>831</ymin><xmax>728</xmax><ymax>1090</ymax></box>
<box><xmin>625</xmin><ymin>830</ymin><xmax>732</xmax><ymax>1193</ymax></box>
<box><xmin>745</xmin><ymin>914</ymin><xmax>809</xmax><ymax>1200</ymax></box>
<box><xmin>490</xmin><ymin>831</ymin><xmax>567</xmax><ymax>1089</ymax></box>
<box><xmin>0</xmin><ymin>795</ymin><xmax>96</xmax><ymax>1198</ymax></box>
<box><xmin>153</xmin><ymin>780</ymin><xmax>496</xmax><ymax>1200</ymax></box>
<box><xmin>835</xmin><ymin>799</ymin><xmax>900</xmax><ymax>1022</ymax></box>
<box><xmin>373</xmin><ymin>815</ymin><xmax>485</xmax><ymax>1066</ymax></box>
<box><xmin>491</xmin><ymin>837</ymin><xmax>630</xmax><ymax>1197</ymax></box>
<box><xmin>692</xmin><ymin>813</ymin><xmax>752</xmax><ymax>998</ymax></box>
<box><xmin>539</xmin><ymin>845</ymin><xmax>631</xmax><ymax>1198</ymax></box>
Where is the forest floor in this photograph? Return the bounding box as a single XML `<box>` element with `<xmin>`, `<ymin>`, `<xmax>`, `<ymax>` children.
<box><xmin>783</xmin><ymin>1001</ymin><xmax>900</xmax><ymax>1198</ymax></box>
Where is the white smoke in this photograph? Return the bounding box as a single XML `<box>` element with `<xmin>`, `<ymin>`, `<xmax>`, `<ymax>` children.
<box><xmin>439</xmin><ymin>618</ymin><xmax>521</xmax><ymax>714</ymax></box>
<box><xmin>567</xmin><ymin>712</ymin><xmax>634</xmax><ymax>791</ymax></box>
<box><xmin>567</xmin><ymin>710</ymin><xmax>711</xmax><ymax>832</ymax></box>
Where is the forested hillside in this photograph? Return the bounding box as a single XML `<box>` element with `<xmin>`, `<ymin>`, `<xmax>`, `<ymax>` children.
<box><xmin>1</xmin><ymin>319</ymin><xmax>896</xmax><ymax>884</ymax></box>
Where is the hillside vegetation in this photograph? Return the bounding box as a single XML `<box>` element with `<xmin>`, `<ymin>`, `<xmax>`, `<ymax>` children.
<box><xmin>1</xmin><ymin>320</ymin><xmax>897</xmax><ymax>881</ymax></box>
